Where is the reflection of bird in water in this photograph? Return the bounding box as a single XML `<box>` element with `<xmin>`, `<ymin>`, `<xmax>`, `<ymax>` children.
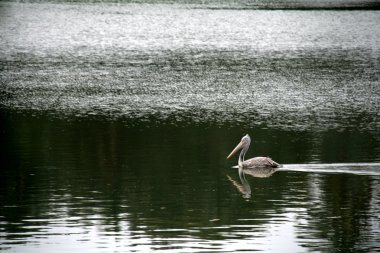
<box><xmin>242</xmin><ymin>166</ymin><xmax>278</xmax><ymax>178</ymax></box>
<box><xmin>227</xmin><ymin>167</ymin><xmax>278</xmax><ymax>199</ymax></box>
<box><xmin>227</xmin><ymin>172</ymin><xmax>251</xmax><ymax>199</ymax></box>
<box><xmin>227</xmin><ymin>134</ymin><xmax>281</xmax><ymax>168</ymax></box>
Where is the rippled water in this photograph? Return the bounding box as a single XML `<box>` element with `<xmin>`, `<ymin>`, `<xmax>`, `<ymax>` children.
<box><xmin>1</xmin><ymin>1</ymin><xmax>380</xmax><ymax>252</ymax></box>
<box><xmin>1</xmin><ymin>113</ymin><xmax>380</xmax><ymax>252</ymax></box>
<box><xmin>1</xmin><ymin>1</ymin><xmax>380</xmax><ymax>131</ymax></box>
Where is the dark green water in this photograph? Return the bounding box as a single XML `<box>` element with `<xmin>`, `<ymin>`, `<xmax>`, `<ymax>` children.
<box><xmin>1</xmin><ymin>1</ymin><xmax>380</xmax><ymax>252</ymax></box>
<box><xmin>1</xmin><ymin>111</ymin><xmax>380</xmax><ymax>252</ymax></box>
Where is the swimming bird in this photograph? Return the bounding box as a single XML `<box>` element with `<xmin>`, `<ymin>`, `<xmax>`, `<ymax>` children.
<box><xmin>227</xmin><ymin>134</ymin><xmax>281</xmax><ymax>168</ymax></box>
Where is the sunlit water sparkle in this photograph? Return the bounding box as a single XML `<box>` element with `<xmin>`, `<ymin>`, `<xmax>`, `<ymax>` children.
<box><xmin>1</xmin><ymin>1</ymin><xmax>380</xmax><ymax>252</ymax></box>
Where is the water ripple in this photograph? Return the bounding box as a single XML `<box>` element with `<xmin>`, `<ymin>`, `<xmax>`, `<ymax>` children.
<box><xmin>280</xmin><ymin>163</ymin><xmax>380</xmax><ymax>176</ymax></box>
<box><xmin>1</xmin><ymin>3</ymin><xmax>380</xmax><ymax>132</ymax></box>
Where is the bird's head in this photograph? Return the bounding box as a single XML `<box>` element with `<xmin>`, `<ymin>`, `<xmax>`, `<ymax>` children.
<box><xmin>226</xmin><ymin>134</ymin><xmax>251</xmax><ymax>159</ymax></box>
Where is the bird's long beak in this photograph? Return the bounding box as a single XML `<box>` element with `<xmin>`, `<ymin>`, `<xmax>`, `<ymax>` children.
<box><xmin>226</xmin><ymin>141</ymin><xmax>243</xmax><ymax>159</ymax></box>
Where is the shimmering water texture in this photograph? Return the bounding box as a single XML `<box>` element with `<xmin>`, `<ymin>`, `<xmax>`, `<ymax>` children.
<box><xmin>1</xmin><ymin>2</ymin><xmax>380</xmax><ymax>131</ymax></box>
<box><xmin>1</xmin><ymin>1</ymin><xmax>380</xmax><ymax>253</ymax></box>
<box><xmin>1</xmin><ymin>159</ymin><xmax>380</xmax><ymax>253</ymax></box>
<box><xmin>1</xmin><ymin>114</ymin><xmax>380</xmax><ymax>253</ymax></box>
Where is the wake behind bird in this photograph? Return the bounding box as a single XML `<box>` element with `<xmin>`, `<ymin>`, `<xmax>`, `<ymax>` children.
<box><xmin>278</xmin><ymin>163</ymin><xmax>380</xmax><ymax>176</ymax></box>
<box><xmin>231</xmin><ymin>162</ymin><xmax>380</xmax><ymax>176</ymax></box>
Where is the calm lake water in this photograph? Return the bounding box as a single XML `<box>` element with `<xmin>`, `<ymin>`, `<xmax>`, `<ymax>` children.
<box><xmin>1</xmin><ymin>1</ymin><xmax>380</xmax><ymax>252</ymax></box>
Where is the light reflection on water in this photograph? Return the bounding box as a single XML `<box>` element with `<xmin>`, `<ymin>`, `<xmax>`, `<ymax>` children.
<box><xmin>1</xmin><ymin>2</ymin><xmax>380</xmax><ymax>131</ymax></box>
<box><xmin>2</xmin><ymin>173</ymin><xmax>379</xmax><ymax>253</ymax></box>
<box><xmin>1</xmin><ymin>1</ymin><xmax>380</xmax><ymax>252</ymax></box>
<box><xmin>1</xmin><ymin>133</ymin><xmax>380</xmax><ymax>253</ymax></box>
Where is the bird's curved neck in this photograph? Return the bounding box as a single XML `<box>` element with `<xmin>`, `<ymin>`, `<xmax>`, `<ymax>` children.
<box><xmin>238</xmin><ymin>144</ymin><xmax>249</xmax><ymax>166</ymax></box>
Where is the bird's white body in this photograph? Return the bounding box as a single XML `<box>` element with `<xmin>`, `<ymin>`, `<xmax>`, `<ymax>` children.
<box><xmin>227</xmin><ymin>134</ymin><xmax>281</xmax><ymax>169</ymax></box>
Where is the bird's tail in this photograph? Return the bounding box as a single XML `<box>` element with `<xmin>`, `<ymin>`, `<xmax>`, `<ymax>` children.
<box><xmin>274</xmin><ymin>162</ymin><xmax>283</xmax><ymax>168</ymax></box>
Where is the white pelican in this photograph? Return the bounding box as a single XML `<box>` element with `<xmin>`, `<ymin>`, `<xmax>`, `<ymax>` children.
<box><xmin>227</xmin><ymin>134</ymin><xmax>281</xmax><ymax>168</ymax></box>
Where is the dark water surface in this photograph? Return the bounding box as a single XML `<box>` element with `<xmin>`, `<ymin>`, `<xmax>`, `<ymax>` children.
<box><xmin>1</xmin><ymin>1</ymin><xmax>380</xmax><ymax>252</ymax></box>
